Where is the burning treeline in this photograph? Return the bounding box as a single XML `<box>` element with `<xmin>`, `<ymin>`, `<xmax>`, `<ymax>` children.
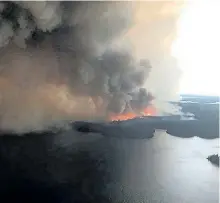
<box><xmin>0</xmin><ymin>1</ymin><xmax>183</xmax><ymax>133</ymax></box>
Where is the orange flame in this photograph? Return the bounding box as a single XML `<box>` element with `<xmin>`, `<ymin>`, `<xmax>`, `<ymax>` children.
<box><xmin>110</xmin><ymin>105</ymin><xmax>157</xmax><ymax>121</ymax></box>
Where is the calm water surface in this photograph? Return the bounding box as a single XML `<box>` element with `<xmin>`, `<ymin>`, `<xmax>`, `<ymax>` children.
<box><xmin>103</xmin><ymin>131</ymin><xmax>219</xmax><ymax>203</ymax></box>
<box><xmin>0</xmin><ymin>129</ymin><xmax>218</xmax><ymax>203</ymax></box>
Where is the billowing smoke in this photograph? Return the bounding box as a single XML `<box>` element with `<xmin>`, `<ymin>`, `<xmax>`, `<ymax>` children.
<box><xmin>0</xmin><ymin>1</ymin><xmax>183</xmax><ymax>133</ymax></box>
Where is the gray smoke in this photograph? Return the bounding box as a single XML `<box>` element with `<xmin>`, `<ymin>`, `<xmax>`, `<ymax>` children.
<box><xmin>0</xmin><ymin>1</ymin><xmax>182</xmax><ymax>133</ymax></box>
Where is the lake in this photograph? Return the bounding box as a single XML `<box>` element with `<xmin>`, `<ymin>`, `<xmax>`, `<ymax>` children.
<box><xmin>97</xmin><ymin>131</ymin><xmax>219</xmax><ymax>203</ymax></box>
<box><xmin>59</xmin><ymin>129</ymin><xmax>219</xmax><ymax>203</ymax></box>
<box><xmin>0</xmin><ymin>130</ymin><xmax>219</xmax><ymax>203</ymax></box>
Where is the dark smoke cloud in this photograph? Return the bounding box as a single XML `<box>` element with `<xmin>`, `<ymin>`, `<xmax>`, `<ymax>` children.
<box><xmin>0</xmin><ymin>1</ymin><xmax>182</xmax><ymax>133</ymax></box>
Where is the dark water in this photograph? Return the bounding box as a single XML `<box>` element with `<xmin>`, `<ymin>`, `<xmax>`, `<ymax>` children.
<box><xmin>55</xmin><ymin>130</ymin><xmax>219</xmax><ymax>203</ymax></box>
<box><xmin>0</xmin><ymin>130</ymin><xmax>219</xmax><ymax>203</ymax></box>
<box><xmin>103</xmin><ymin>131</ymin><xmax>219</xmax><ymax>203</ymax></box>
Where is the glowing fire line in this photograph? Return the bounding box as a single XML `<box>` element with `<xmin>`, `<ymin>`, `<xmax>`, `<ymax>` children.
<box><xmin>110</xmin><ymin>105</ymin><xmax>157</xmax><ymax>121</ymax></box>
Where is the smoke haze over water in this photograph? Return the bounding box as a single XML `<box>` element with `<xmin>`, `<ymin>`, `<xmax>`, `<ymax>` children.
<box><xmin>0</xmin><ymin>1</ymin><xmax>183</xmax><ymax>133</ymax></box>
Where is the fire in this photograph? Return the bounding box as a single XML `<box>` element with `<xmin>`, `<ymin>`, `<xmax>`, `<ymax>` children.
<box><xmin>110</xmin><ymin>105</ymin><xmax>157</xmax><ymax>121</ymax></box>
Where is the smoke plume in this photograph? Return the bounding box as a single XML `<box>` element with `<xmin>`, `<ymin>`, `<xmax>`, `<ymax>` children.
<box><xmin>0</xmin><ymin>1</ymin><xmax>183</xmax><ymax>133</ymax></box>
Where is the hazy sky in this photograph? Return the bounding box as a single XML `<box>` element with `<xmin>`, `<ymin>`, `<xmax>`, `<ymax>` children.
<box><xmin>172</xmin><ymin>0</ymin><xmax>220</xmax><ymax>96</ymax></box>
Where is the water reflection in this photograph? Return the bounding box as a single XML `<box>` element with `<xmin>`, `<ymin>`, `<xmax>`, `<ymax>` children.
<box><xmin>0</xmin><ymin>130</ymin><xmax>218</xmax><ymax>203</ymax></box>
<box><xmin>107</xmin><ymin>131</ymin><xmax>219</xmax><ymax>203</ymax></box>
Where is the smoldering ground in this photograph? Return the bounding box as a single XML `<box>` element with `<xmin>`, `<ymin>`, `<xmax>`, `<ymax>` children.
<box><xmin>0</xmin><ymin>1</ymin><xmax>182</xmax><ymax>133</ymax></box>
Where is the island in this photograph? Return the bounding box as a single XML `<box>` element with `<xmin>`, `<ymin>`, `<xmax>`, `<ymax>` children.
<box><xmin>207</xmin><ymin>154</ymin><xmax>219</xmax><ymax>166</ymax></box>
